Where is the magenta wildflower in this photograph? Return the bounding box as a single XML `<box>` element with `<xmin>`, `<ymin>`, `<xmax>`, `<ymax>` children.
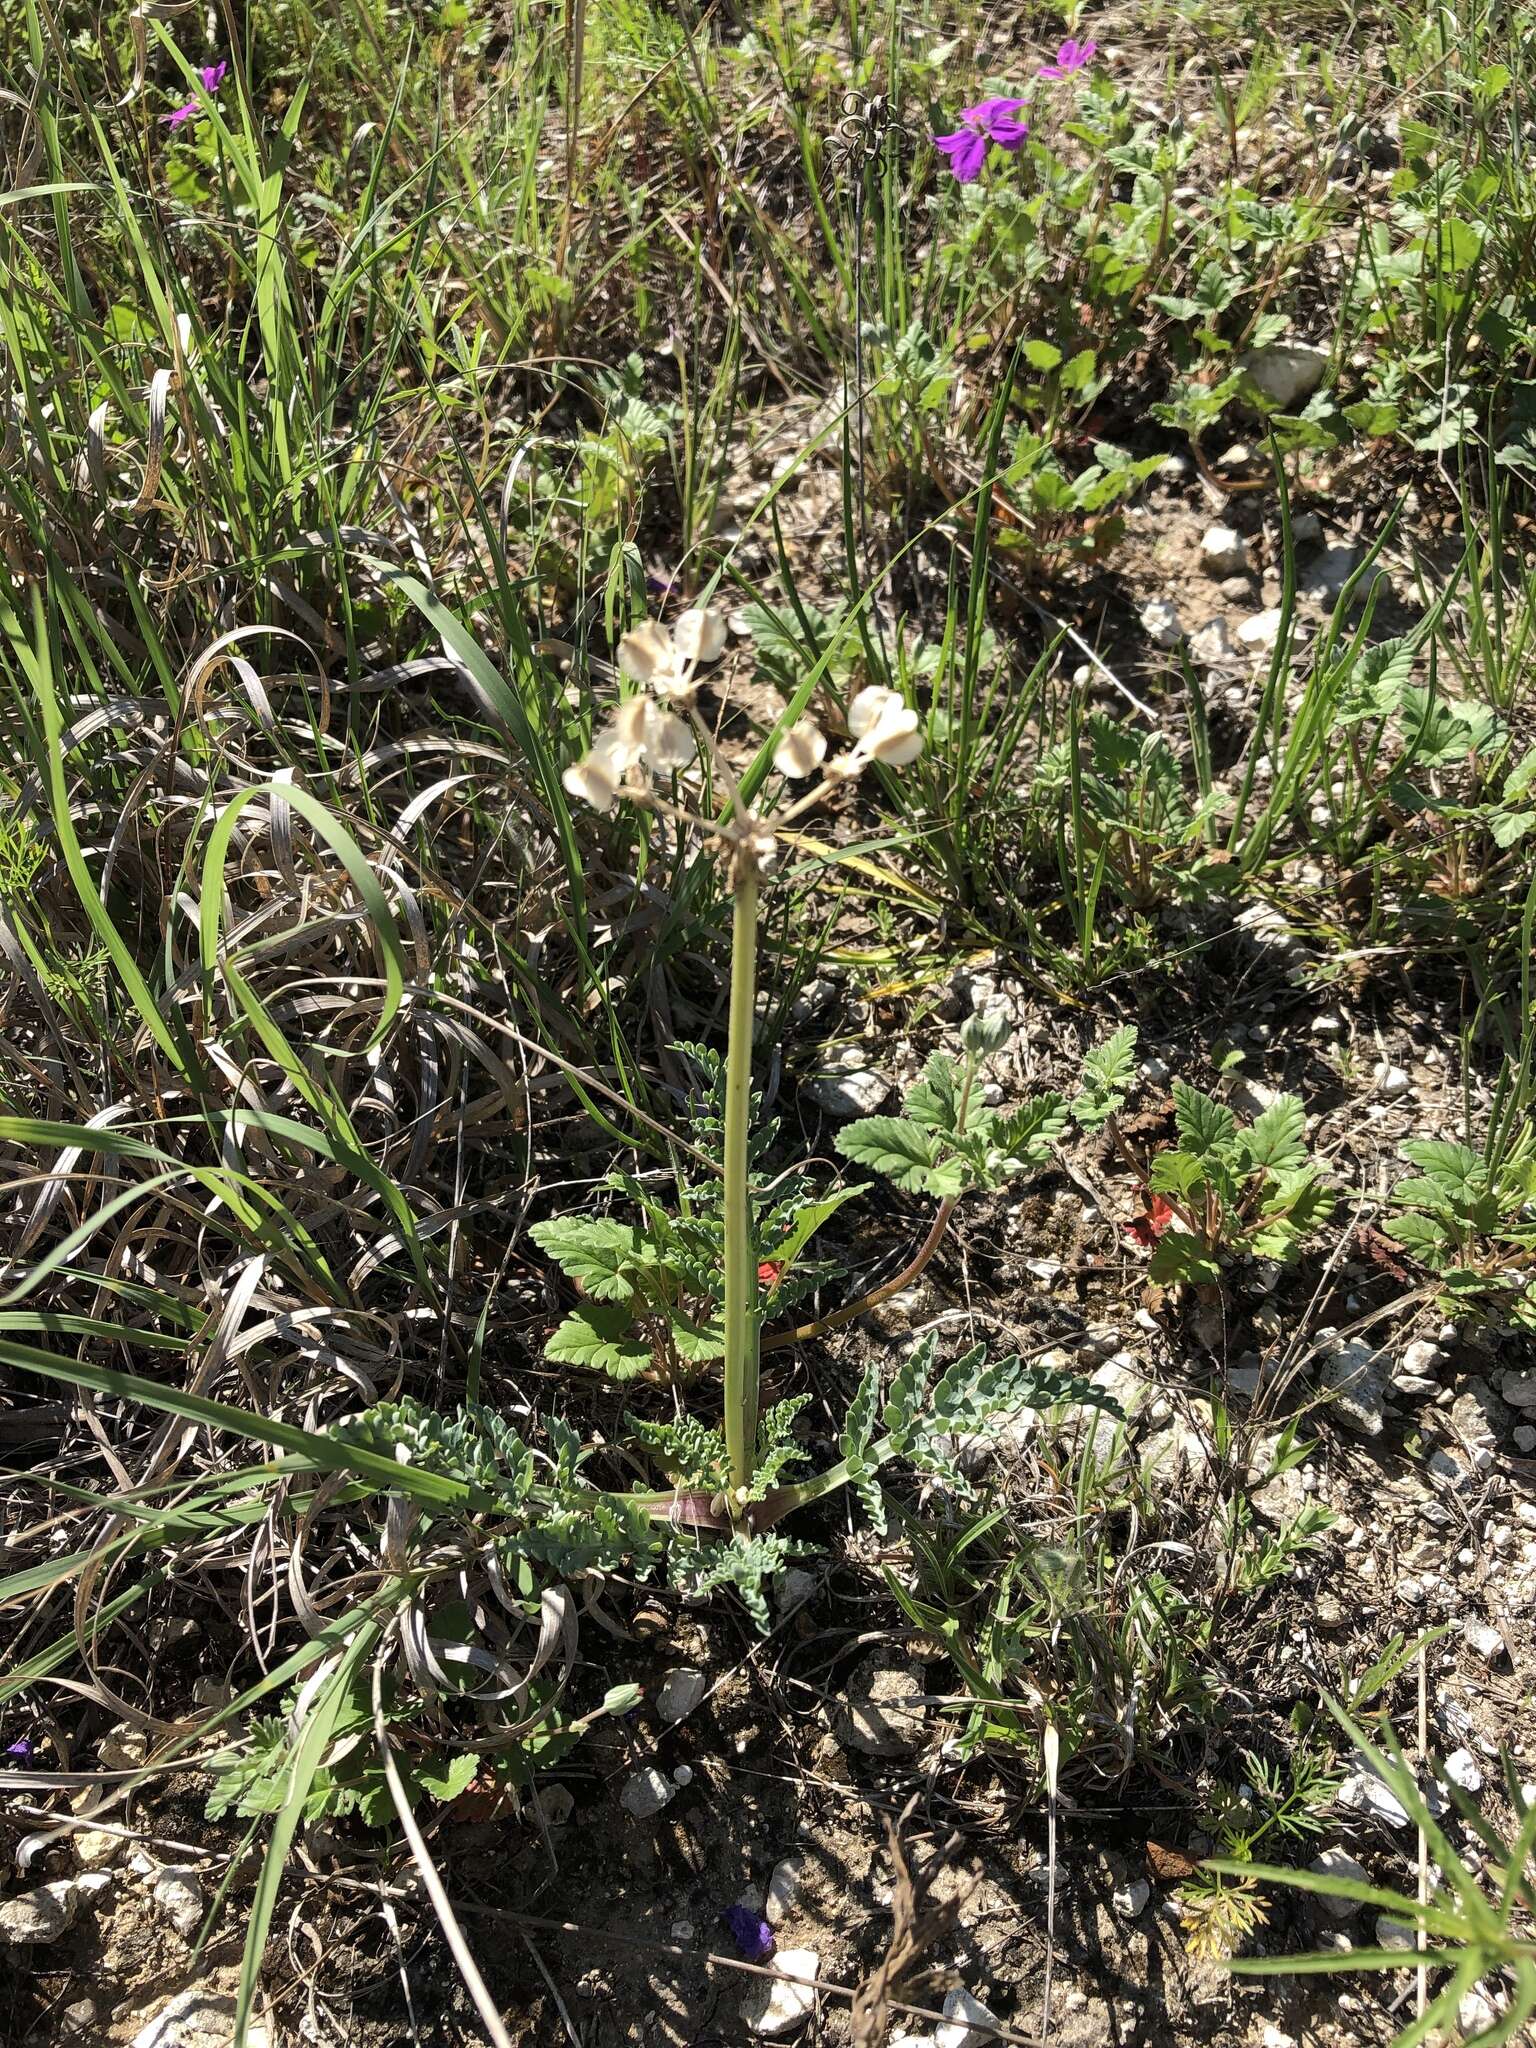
<box><xmin>933</xmin><ymin>97</ymin><xmax>1030</xmax><ymax>183</ymax></box>
<box><xmin>723</xmin><ymin>1904</ymin><xmax>775</xmax><ymax>1962</ymax></box>
<box><xmin>1038</xmin><ymin>37</ymin><xmax>1098</xmax><ymax>79</ymax></box>
<box><xmin>162</xmin><ymin>59</ymin><xmax>228</xmax><ymax>127</ymax></box>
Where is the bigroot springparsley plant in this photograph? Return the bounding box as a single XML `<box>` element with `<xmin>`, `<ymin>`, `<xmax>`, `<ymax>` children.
<box><xmin>550</xmin><ymin>611</ymin><xmax>1101</xmax><ymax>1622</ymax></box>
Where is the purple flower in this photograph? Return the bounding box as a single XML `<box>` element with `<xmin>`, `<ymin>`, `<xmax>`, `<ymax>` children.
<box><xmin>5</xmin><ymin>1739</ymin><xmax>33</xmax><ymax>1762</ymax></box>
<box><xmin>162</xmin><ymin>59</ymin><xmax>229</xmax><ymax>127</ymax></box>
<box><xmin>934</xmin><ymin>97</ymin><xmax>1029</xmax><ymax>184</ymax></box>
<box><xmin>723</xmin><ymin>1904</ymin><xmax>775</xmax><ymax>1962</ymax></box>
<box><xmin>1039</xmin><ymin>37</ymin><xmax>1098</xmax><ymax>79</ymax></box>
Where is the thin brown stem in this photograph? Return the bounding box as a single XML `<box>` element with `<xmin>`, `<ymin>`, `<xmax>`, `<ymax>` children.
<box><xmin>760</xmin><ymin>1195</ymin><xmax>958</xmax><ymax>1353</ymax></box>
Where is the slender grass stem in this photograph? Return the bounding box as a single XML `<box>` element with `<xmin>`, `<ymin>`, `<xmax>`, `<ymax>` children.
<box><xmin>722</xmin><ymin>863</ymin><xmax>761</xmax><ymax>1498</ymax></box>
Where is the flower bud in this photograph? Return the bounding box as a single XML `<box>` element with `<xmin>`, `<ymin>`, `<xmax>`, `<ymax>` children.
<box><xmin>961</xmin><ymin>1010</ymin><xmax>1011</xmax><ymax>1058</ymax></box>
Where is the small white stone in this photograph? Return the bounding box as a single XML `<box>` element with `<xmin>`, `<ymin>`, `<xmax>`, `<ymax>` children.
<box><xmin>657</xmin><ymin>1668</ymin><xmax>708</xmax><ymax>1726</ymax></box>
<box><xmin>1514</xmin><ymin>1425</ymin><xmax>1536</xmax><ymax>1453</ymax></box>
<box><xmin>1311</xmin><ymin>1012</ymin><xmax>1345</xmax><ymax>1038</ymax></box>
<box><xmin>740</xmin><ymin>1948</ymin><xmax>819</xmax><ymax>2037</ymax></box>
<box><xmin>152</xmin><ymin>1867</ymin><xmax>204</xmax><ymax>1940</ymax></box>
<box><xmin>621</xmin><ymin>1766</ymin><xmax>676</xmax><ymax>1819</ymax></box>
<box><xmin>1375</xmin><ymin>1915</ymin><xmax>1417</xmax><ymax>1951</ymax></box>
<box><xmin>1372</xmin><ymin>1061</ymin><xmax>1411</xmax><ymax>1098</ymax></box>
<box><xmin>1237</xmin><ymin>340</ymin><xmax>1330</xmax><ymax>409</ymax></box>
<box><xmin>1501</xmin><ymin>1370</ymin><xmax>1536</xmax><ymax>1411</ymax></box>
<box><xmin>1458</xmin><ymin>1990</ymin><xmax>1500</xmax><ymax>2035</ymax></box>
<box><xmin>1337</xmin><ymin>1766</ymin><xmax>1411</xmax><ymax>1829</ymax></box>
<box><xmin>671</xmin><ymin>1919</ymin><xmax>694</xmax><ymax>1941</ymax></box>
<box><xmin>1189</xmin><ymin>617</ymin><xmax>1237</xmax><ymax>667</ymax></box>
<box><xmin>1309</xmin><ymin>1846</ymin><xmax>1368</xmax><ymax>1916</ymax></box>
<box><xmin>72</xmin><ymin>1828</ymin><xmax>124</xmax><ymax>1870</ymax></box>
<box><xmin>1201</xmin><ymin>524</ymin><xmax>1251</xmax><ymax>576</ymax></box>
<box><xmin>1401</xmin><ymin>1339</ymin><xmax>1443</xmax><ymax>1376</ymax></box>
<box><xmin>1237</xmin><ymin>608</ymin><xmax>1283</xmax><ymax>650</ymax></box>
<box><xmin>1464</xmin><ymin>1620</ymin><xmax>1505</xmax><ymax>1666</ymax></box>
<box><xmin>805</xmin><ymin>1068</ymin><xmax>890</xmax><ymax>1117</ymax></box>
<box><xmin>0</xmin><ymin>1879</ymin><xmax>78</xmax><ymax>1946</ymax></box>
<box><xmin>1443</xmin><ymin>1748</ymin><xmax>1482</xmax><ymax>1792</ymax></box>
<box><xmin>672</xmin><ymin>1765</ymin><xmax>693</xmax><ymax>1788</ymax></box>
<box><xmin>130</xmin><ymin>1990</ymin><xmax>272</xmax><ymax>2048</ymax></box>
<box><xmin>936</xmin><ymin>1986</ymin><xmax>999</xmax><ymax>2048</ymax></box>
<box><xmin>1140</xmin><ymin>598</ymin><xmax>1184</xmax><ymax>648</ymax></box>
<box><xmin>1112</xmin><ymin>1878</ymin><xmax>1151</xmax><ymax>1918</ymax></box>
<box><xmin>773</xmin><ymin>1568</ymin><xmax>817</xmax><ymax>1616</ymax></box>
<box><xmin>766</xmin><ymin>1851</ymin><xmax>808</xmax><ymax>1926</ymax></box>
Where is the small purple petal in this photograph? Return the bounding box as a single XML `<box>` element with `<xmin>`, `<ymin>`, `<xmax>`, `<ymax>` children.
<box><xmin>199</xmin><ymin>61</ymin><xmax>229</xmax><ymax>92</ymax></box>
<box><xmin>1039</xmin><ymin>37</ymin><xmax>1097</xmax><ymax>78</ymax></box>
<box><xmin>934</xmin><ymin>128</ymin><xmax>989</xmax><ymax>183</ymax></box>
<box><xmin>983</xmin><ymin>112</ymin><xmax>1029</xmax><ymax>149</ymax></box>
<box><xmin>161</xmin><ymin>99</ymin><xmax>199</xmax><ymax>125</ymax></box>
<box><xmin>723</xmin><ymin>1904</ymin><xmax>775</xmax><ymax>1962</ymax></box>
<box><xmin>5</xmin><ymin>1739</ymin><xmax>33</xmax><ymax>1760</ymax></box>
<box><xmin>963</xmin><ymin>96</ymin><xmax>1029</xmax><ymax>126</ymax></box>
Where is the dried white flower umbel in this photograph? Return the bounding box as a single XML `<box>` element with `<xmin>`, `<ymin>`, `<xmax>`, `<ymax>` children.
<box><xmin>563</xmin><ymin>613</ymin><xmax>923</xmax><ymax>890</ymax></box>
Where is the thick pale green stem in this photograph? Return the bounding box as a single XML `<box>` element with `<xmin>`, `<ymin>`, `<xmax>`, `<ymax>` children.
<box><xmin>722</xmin><ymin>863</ymin><xmax>760</xmax><ymax>1499</ymax></box>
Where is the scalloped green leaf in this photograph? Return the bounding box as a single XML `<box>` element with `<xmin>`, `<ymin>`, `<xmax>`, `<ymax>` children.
<box><xmin>527</xmin><ymin>1217</ymin><xmax>653</xmax><ymax>1301</ymax></box>
<box><xmin>544</xmin><ymin>1305</ymin><xmax>653</xmax><ymax>1379</ymax></box>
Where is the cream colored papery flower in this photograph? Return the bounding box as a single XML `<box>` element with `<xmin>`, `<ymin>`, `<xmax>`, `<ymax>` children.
<box><xmin>846</xmin><ymin>685</ymin><xmax>923</xmax><ymax>768</ymax></box>
<box><xmin>616</xmin><ymin>608</ymin><xmax>727</xmax><ymax>706</ymax></box>
<box><xmin>672</xmin><ymin>607</ymin><xmax>727</xmax><ymax>665</ymax></box>
<box><xmin>644</xmin><ymin>702</ymin><xmax>695</xmax><ymax>770</ymax></box>
<box><xmin>563</xmin><ymin>697</ymin><xmax>697</xmax><ymax>815</ymax></box>
<box><xmin>562</xmin><ymin>731</ymin><xmax>626</xmax><ymax>813</ymax></box>
<box><xmin>617</xmin><ymin>620</ymin><xmax>677</xmax><ymax>688</ymax></box>
<box><xmin>773</xmin><ymin>718</ymin><xmax>827</xmax><ymax>780</ymax></box>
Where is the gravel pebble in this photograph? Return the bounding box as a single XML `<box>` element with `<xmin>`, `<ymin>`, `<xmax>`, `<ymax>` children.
<box><xmin>657</xmin><ymin>1668</ymin><xmax>708</xmax><ymax>1726</ymax></box>
<box><xmin>836</xmin><ymin>1660</ymin><xmax>927</xmax><ymax>1756</ymax></box>
<box><xmin>1200</xmin><ymin>524</ymin><xmax>1251</xmax><ymax>576</ymax></box>
<box><xmin>804</xmin><ymin>1068</ymin><xmax>890</xmax><ymax>1117</ymax></box>
<box><xmin>1237</xmin><ymin>608</ymin><xmax>1283</xmax><ymax>650</ymax></box>
<box><xmin>1140</xmin><ymin>598</ymin><xmax>1184</xmax><ymax>648</ymax></box>
<box><xmin>0</xmin><ymin>1880</ymin><xmax>78</xmax><ymax>1946</ymax></box>
<box><xmin>1309</xmin><ymin>1847</ymin><xmax>1369</xmax><ymax>1917</ymax></box>
<box><xmin>740</xmin><ymin>1949</ymin><xmax>819</xmax><ymax>2036</ymax></box>
<box><xmin>621</xmin><ymin>1767</ymin><xmax>676</xmax><ymax>1819</ymax></box>
<box><xmin>936</xmin><ymin>1987</ymin><xmax>1000</xmax><ymax>2048</ymax></box>
<box><xmin>1444</xmin><ymin>1748</ymin><xmax>1482</xmax><ymax>1792</ymax></box>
